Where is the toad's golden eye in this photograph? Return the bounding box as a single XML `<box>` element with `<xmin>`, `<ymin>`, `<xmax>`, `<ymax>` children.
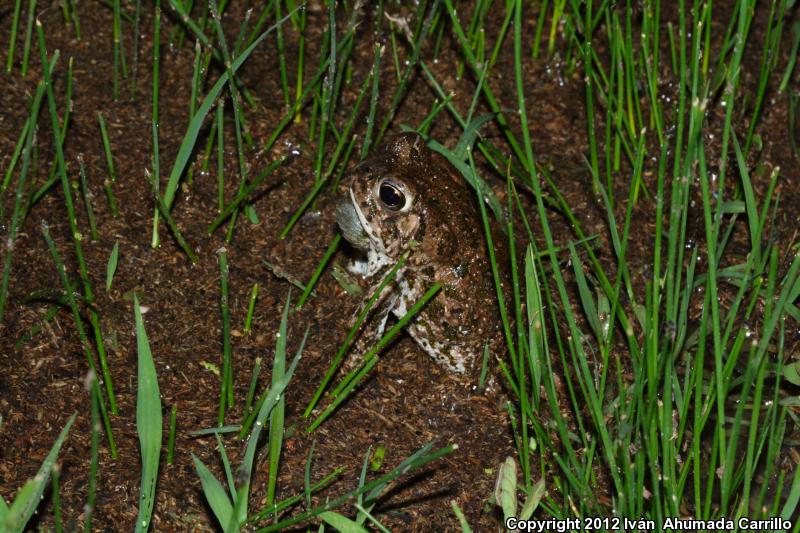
<box><xmin>378</xmin><ymin>180</ymin><xmax>406</xmax><ymax>211</ymax></box>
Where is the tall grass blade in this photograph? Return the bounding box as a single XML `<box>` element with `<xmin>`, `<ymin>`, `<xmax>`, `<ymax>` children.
<box><xmin>2</xmin><ymin>413</ymin><xmax>76</xmax><ymax>533</ymax></box>
<box><xmin>163</xmin><ymin>9</ymin><xmax>298</xmax><ymax>211</ymax></box>
<box><xmin>192</xmin><ymin>454</ymin><xmax>233</xmax><ymax>528</ymax></box>
<box><xmin>256</xmin><ymin>444</ymin><xmax>454</xmax><ymax>532</ymax></box>
<box><xmin>266</xmin><ymin>294</ymin><xmax>291</xmax><ymax>505</ymax></box>
<box><xmin>133</xmin><ymin>294</ymin><xmax>163</xmax><ymax>533</ymax></box>
<box><xmin>106</xmin><ymin>242</ymin><xmax>120</xmax><ymax>292</ymax></box>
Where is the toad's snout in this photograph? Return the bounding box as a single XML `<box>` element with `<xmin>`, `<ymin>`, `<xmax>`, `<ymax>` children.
<box><xmin>336</xmin><ymin>199</ymin><xmax>370</xmax><ymax>250</ymax></box>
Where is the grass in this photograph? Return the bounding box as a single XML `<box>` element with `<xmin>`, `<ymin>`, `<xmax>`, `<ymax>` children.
<box><xmin>1</xmin><ymin>0</ymin><xmax>799</xmax><ymax>531</ymax></box>
<box><xmin>96</xmin><ymin>112</ymin><xmax>120</xmax><ymax>217</ymax></box>
<box><xmin>306</xmin><ymin>281</ymin><xmax>443</xmax><ymax>433</ymax></box>
<box><xmin>0</xmin><ymin>50</ymin><xmax>53</xmax><ymax>324</ymax></box>
<box><xmin>133</xmin><ymin>293</ymin><xmax>162</xmax><ymax>532</ymax></box>
<box><xmin>217</xmin><ymin>250</ymin><xmax>234</xmax><ymax>424</ymax></box>
<box><xmin>0</xmin><ymin>412</ymin><xmax>76</xmax><ymax>532</ymax></box>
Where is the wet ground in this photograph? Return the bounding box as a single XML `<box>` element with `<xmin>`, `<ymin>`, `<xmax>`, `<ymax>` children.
<box><xmin>1</xmin><ymin>1</ymin><xmax>799</xmax><ymax>531</ymax></box>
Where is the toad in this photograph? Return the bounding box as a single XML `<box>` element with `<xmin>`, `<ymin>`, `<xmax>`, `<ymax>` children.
<box><xmin>335</xmin><ymin>132</ymin><xmax>504</xmax><ymax>373</ymax></box>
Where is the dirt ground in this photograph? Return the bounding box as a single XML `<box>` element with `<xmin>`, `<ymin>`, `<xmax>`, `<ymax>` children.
<box><xmin>1</xmin><ymin>1</ymin><xmax>798</xmax><ymax>532</ymax></box>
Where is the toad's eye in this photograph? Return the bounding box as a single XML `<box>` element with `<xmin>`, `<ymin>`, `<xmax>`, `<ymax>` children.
<box><xmin>378</xmin><ymin>180</ymin><xmax>407</xmax><ymax>211</ymax></box>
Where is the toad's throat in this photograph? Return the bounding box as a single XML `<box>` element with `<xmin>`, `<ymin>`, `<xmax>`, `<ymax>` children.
<box><xmin>336</xmin><ymin>189</ymin><xmax>392</xmax><ymax>278</ymax></box>
<box><xmin>335</xmin><ymin>200</ymin><xmax>370</xmax><ymax>250</ymax></box>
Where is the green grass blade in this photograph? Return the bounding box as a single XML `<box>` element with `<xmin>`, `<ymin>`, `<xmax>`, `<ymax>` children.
<box><xmin>40</xmin><ymin>222</ymin><xmax>117</xmax><ymax>457</ymax></box>
<box><xmin>37</xmin><ymin>23</ymin><xmax>118</xmax><ymax>414</ymax></box>
<box><xmin>295</xmin><ymin>234</ymin><xmax>341</xmax><ymax>310</ymax></box>
<box><xmin>163</xmin><ymin>9</ymin><xmax>297</xmax><ymax>210</ymax></box>
<box><xmin>147</xmin><ymin>165</ymin><xmax>199</xmax><ymax>263</ymax></box>
<box><xmin>319</xmin><ymin>511</ymin><xmax>368</xmax><ymax>533</ymax></box>
<box><xmin>106</xmin><ymin>241</ymin><xmax>120</xmax><ymax>292</ymax></box>
<box><xmin>192</xmin><ymin>453</ymin><xmax>233</xmax><ymax>527</ymax></box>
<box><xmin>308</xmin><ymin>282</ymin><xmax>441</xmax><ymax>433</ymax></box>
<box><xmin>266</xmin><ymin>295</ymin><xmax>290</xmax><ymax>505</ymax></box>
<box><xmin>2</xmin><ymin>413</ymin><xmax>76</xmax><ymax>533</ymax></box>
<box><xmin>304</xmin><ymin>252</ymin><xmax>409</xmax><ymax>417</ymax></box>
<box><xmin>5</xmin><ymin>0</ymin><xmax>23</xmax><ymax>73</ymax></box>
<box><xmin>237</xmin><ymin>299</ymin><xmax>307</xmax><ymax>525</ymax></box>
<box><xmin>20</xmin><ymin>0</ymin><xmax>36</xmax><ymax>75</ymax></box>
<box><xmin>133</xmin><ymin>294</ymin><xmax>163</xmax><ymax>532</ymax></box>
<box><xmin>214</xmin><ymin>433</ymin><xmax>236</xmax><ymax>500</ymax></box>
<box><xmin>0</xmin><ymin>59</ymin><xmax>49</xmax><ymax>325</ymax></box>
<box><xmin>1</xmin><ymin>117</ymin><xmax>29</xmax><ymax>193</ymax></box>
<box><xmin>731</xmin><ymin>132</ymin><xmax>760</xmax><ymax>257</ymax></box>
<box><xmin>96</xmin><ymin>112</ymin><xmax>120</xmax><ymax>217</ymax></box>
<box><xmin>256</xmin><ymin>444</ymin><xmax>454</xmax><ymax>532</ymax></box>
<box><xmin>304</xmin><ymin>439</ymin><xmax>317</xmax><ymax>509</ymax></box>
<box><xmin>778</xmin><ymin>20</ymin><xmax>800</xmax><ymax>92</ymax></box>
<box><xmin>218</xmin><ymin>251</ymin><xmax>233</xmax><ymax>424</ymax></box>
<box><xmin>83</xmin><ymin>372</ymin><xmax>100</xmax><ymax>533</ymax></box>
<box><xmin>166</xmin><ymin>405</ymin><xmax>177</xmax><ymax>465</ymax></box>
<box><xmin>782</xmin><ymin>459</ymin><xmax>800</xmax><ymax>522</ymax></box>
<box><xmin>524</xmin><ymin>245</ymin><xmax>544</xmax><ymax>402</ymax></box>
<box><xmin>250</xmin><ymin>462</ymin><xmax>345</xmax><ymax>523</ymax></box>
<box><xmin>77</xmin><ymin>158</ymin><xmax>99</xmax><ymax>240</ymax></box>
<box><xmin>450</xmin><ymin>501</ymin><xmax>472</xmax><ymax>533</ymax></box>
<box><xmin>206</xmin><ymin>156</ymin><xmax>290</xmax><ymax>234</ymax></box>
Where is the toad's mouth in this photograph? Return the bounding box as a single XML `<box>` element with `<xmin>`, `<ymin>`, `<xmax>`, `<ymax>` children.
<box><xmin>335</xmin><ymin>195</ymin><xmax>371</xmax><ymax>251</ymax></box>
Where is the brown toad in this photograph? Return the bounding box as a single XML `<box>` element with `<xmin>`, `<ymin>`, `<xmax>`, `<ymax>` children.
<box><xmin>335</xmin><ymin>132</ymin><xmax>503</xmax><ymax>373</ymax></box>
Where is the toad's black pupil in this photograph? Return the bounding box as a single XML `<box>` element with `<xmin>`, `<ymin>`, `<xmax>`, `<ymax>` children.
<box><xmin>379</xmin><ymin>182</ymin><xmax>405</xmax><ymax>210</ymax></box>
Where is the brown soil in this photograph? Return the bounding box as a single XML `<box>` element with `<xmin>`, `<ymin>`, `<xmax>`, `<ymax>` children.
<box><xmin>1</xmin><ymin>1</ymin><xmax>798</xmax><ymax>532</ymax></box>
